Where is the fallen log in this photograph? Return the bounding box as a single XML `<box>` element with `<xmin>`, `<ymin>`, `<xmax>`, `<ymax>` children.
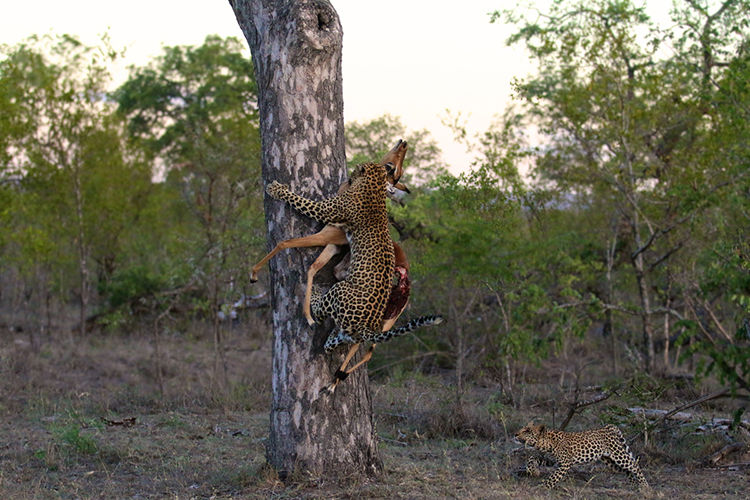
<box><xmin>628</xmin><ymin>407</ymin><xmax>693</xmax><ymax>422</ymax></box>
<box><xmin>694</xmin><ymin>419</ymin><xmax>750</xmax><ymax>434</ymax></box>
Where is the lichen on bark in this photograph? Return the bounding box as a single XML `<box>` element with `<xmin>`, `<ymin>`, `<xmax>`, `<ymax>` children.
<box><xmin>229</xmin><ymin>0</ymin><xmax>382</xmax><ymax>478</ymax></box>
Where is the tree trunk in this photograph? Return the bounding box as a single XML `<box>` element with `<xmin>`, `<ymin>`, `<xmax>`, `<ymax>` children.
<box><xmin>229</xmin><ymin>0</ymin><xmax>382</xmax><ymax>479</ymax></box>
<box><xmin>605</xmin><ymin>235</ymin><xmax>618</xmax><ymax>377</ymax></box>
<box><xmin>632</xmin><ymin>240</ymin><xmax>656</xmax><ymax>374</ymax></box>
<box><xmin>625</xmin><ymin>163</ymin><xmax>655</xmax><ymax>374</ymax></box>
<box><xmin>72</xmin><ymin>164</ymin><xmax>89</xmax><ymax>338</ymax></box>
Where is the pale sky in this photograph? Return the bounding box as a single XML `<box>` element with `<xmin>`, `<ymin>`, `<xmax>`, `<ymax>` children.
<box><xmin>0</xmin><ymin>1</ymin><xmax>673</xmax><ymax>173</ymax></box>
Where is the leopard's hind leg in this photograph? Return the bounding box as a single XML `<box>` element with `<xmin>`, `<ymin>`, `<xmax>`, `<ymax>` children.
<box><xmin>309</xmin><ymin>284</ymin><xmax>332</xmax><ymax>326</ymax></box>
<box><xmin>322</xmin><ymin>327</ymin><xmax>356</xmax><ymax>353</ymax></box>
<box><xmin>622</xmin><ymin>456</ymin><xmax>649</xmax><ymax>489</ymax></box>
<box><xmin>601</xmin><ymin>453</ymin><xmax>649</xmax><ymax>489</ymax></box>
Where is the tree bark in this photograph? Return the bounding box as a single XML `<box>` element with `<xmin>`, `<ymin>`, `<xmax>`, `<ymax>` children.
<box><xmin>229</xmin><ymin>0</ymin><xmax>382</xmax><ymax>478</ymax></box>
<box><xmin>630</xmin><ymin>209</ymin><xmax>656</xmax><ymax>374</ymax></box>
<box><xmin>72</xmin><ymin>163</ymin><xmax>90</xmax><ymax>339</ymax></box>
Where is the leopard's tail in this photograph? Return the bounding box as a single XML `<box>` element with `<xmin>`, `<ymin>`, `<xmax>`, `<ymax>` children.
<box><xmin>371</xmin><ymin>315</ymin><xmax>443</xmax><ymax>344</ymax></box>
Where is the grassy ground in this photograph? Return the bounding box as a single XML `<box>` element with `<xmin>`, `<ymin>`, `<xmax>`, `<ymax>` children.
<box><xmin>1</xmin><ymin>330</ymin><xmax>749</xmax><ymax>499</ymax></box>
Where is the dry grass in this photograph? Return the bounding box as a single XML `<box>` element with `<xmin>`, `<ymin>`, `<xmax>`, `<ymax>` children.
<box><xmin>1</xmin><ymin>329</ymin><xmax>749</xmax><ymax>499</ymax></box>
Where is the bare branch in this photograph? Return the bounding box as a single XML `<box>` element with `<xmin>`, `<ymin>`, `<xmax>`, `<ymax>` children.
<box><xmin>652</xmin><ymin>388</ymin><xmax>730</xmax><ymax>428</ymax></box>
<box><xmin>648</xmin><ymin>240</ymin><xmax>686</xmax><ymax>272</ymax></box>
<box><xmin>559</xmin><ymin>390</ymin><xmax>616</xmax><ymax>431</ymax></box>
<box><xmin>631</xmin><ymin>213</ymin><xmax>692</xmax><ymax>261</ymax></box>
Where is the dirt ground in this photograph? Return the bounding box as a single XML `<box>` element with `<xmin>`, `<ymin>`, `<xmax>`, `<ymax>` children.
<box><xmin>1</xmin><ymin>331</ymin><xmax>749</xmax><ymax>499</ymax></box>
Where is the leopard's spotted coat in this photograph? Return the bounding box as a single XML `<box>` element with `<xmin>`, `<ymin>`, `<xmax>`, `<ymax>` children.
<box><xmin>266</xmin><ymin>162</ymin><xmax>441</xmax><ymax>352</ymax></box>
<box><xmin>515</xmin><ymin>423</ymin><xmax>649</xmax><ymax>489</ymax></box>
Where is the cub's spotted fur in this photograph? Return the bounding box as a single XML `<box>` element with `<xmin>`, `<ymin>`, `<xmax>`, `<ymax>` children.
<box><xmin>515</xmin><ymin>423</ymin><xmax>648</xmax><ymax>489</ymax></box>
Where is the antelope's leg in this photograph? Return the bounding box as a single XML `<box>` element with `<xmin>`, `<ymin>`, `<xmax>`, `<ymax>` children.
<box><xmin>324</xmin><ymin>343</ymin><xmax>361</xmax><ymax>393</ymax></box>
<box><xmin>249</xmin><ymin>225</ymin><xmax>348</xmax><ymax>282</ymax></box>
<box><xmin>336</xmin><ymin>343</ymin><xmax>361</xmax><ymax>376</ymax></box>
<box><xmin>342</xmin><ymin>344</ymin><xmax>376</xmax><ymax>376</ymax></box>
<box><xmin>304</xmin><ymin>243</ymin><xmax>342</xmax><ymax>325</ymax></box>
<box><xmin>381</xmin><ymin>242</ymin><xmax>411</xmax><ymax>330</ymax></box>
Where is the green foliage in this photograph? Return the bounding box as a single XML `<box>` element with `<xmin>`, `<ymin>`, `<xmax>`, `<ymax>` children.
<box><xmin>43</xmin><ymin>409</ymin><xmax>104</xmax><ymax>459</ymax></box>
<box><xmin>99</xmin><ymin>265</ymin><xmax>166</xmax><ymax>309</ymax></box>
<box><xmin>0</xmin><ymin>33</ymin><xmax>156</xmax><ymax>326</ymax></box>
<box><xmin>115</xmin><ymin>35</ymin><xmax>258</xmax><ymax>163</ymax></box>
<box><xmin>0</xmin><ymin>33</ymin><xmax>264</xmax><ymax>342</ymax></box>
<box><xmin>380</xmin><ymin>112</ymin><xmax>607</xmax><ymax>387</ymax></box>
<box><xmin>485</xmin><ymin>0</ymin><xmax>750</xmax><ymax>378</ymax></box>
<box><xmin>372</xmin><ymin>0</ymin><xmax>750</xmax><ymax>392</ymax></box>
<box><xmin>684</xmin><ymin>228</ymin><xmax>750</xmax><ymax>393</ymax></box>
<box><xmin>54</xmin><ymin>424</ymin><xmax>99</xmax><ymax>455</ymax></box>
<box><xmin>114</xmin><ymin>35</ymin><xmax>264</xmax><ymax>282</ymax></box>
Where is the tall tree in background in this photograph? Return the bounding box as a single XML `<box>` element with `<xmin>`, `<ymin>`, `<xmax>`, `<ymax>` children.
<box><xmin>0</xmin><ymin>35</ymin><xmax>151</xmax><ymax>339</ymax></box>
<box><xmin>229</xmin><ymin>0</ymin><xmax>381</xmax><ymax>478</ymax></box>
<box><xmin>115</xmin><ymin>35</ymin><xmax>264</xmax><ymax>385</ymax></box>
<box><xmin>495</xmin><ymin>0</ymin><xmax>750</xmax><ymax>373</ymax></box>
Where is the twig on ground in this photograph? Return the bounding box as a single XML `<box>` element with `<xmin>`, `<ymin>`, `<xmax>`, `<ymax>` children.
<box><xmin>378</xmin><ymin>436</ymin><xmax>408</xmax><ymax>447</ymax></box>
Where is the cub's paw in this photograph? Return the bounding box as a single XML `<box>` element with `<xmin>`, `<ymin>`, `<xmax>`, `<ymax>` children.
<box><xmin>266</xmin><ymin>181</ymin><xmax>290</xmax><ymax>199</ymax></box>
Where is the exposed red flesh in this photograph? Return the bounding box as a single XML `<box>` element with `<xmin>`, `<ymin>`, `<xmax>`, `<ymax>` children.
<box><xmin>383</xmin><ymin>265</ymin><xmax>411</xmax><ymax>321</ymax></box>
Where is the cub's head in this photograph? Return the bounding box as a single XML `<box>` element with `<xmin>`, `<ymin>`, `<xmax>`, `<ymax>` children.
<box><xmin>515</xmin><ymin>423</ymin><xmax>547</xmax><ymax>447</ymax></box>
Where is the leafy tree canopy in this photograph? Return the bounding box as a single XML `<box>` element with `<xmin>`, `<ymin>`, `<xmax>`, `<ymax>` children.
<box><xmin>114</xmin><ymin>35</ymin><xmax>259</xmax><ymax>165</ymax></box>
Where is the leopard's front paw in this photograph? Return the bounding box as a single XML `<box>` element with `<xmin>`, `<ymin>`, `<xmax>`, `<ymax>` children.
<box><xmin>266</xmin><ymin>181</ymin><xmax>290</xmax><ymax>199</ymax></box>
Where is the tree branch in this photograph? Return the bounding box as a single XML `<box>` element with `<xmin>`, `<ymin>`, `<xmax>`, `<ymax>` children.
<box><xmin>648</xmin><ymin>240</ymin><xmax>686</xmax><ymax>272</ymax></box>
<box><xmin>559</xmin><ymin>390</ymin><xmax>616</xmax><ymax>431</ymax></box>
<box><xmin>631</xmin><ymin>213</ymin><xmax>692</xmax><ymax>260</ymax></box>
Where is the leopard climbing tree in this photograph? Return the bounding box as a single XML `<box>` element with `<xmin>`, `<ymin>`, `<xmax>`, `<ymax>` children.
<box><xmin>229</xmin><ymin>0</ymin><xmax>382</xmax><ymax>478</ymax></box>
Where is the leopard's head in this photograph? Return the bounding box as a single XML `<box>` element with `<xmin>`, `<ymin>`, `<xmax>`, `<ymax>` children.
<box><xmin>350</xmin><ymin>162</ymin><xmax>386</xmax><ymax>183</ymax></box>
<box><xmin>515</xmin><ymin>423</ymin><xmax>547</xmax><ymax>447</ymax></box>
<box><xmin>338</xmin><ymin>161</ymin><xmax>407</xmax><ymax>196</ymax></box>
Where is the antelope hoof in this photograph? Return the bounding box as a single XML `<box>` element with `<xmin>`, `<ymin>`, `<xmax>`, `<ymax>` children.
<box><xmin>320</xmin><ymin>371</ymin><xmax>348</xmax><ymax>395</ymax></box>
<box><xmin>320</xmin><ymin>382</ymin><xmax>337</xmax><ymax>395</ymax></box>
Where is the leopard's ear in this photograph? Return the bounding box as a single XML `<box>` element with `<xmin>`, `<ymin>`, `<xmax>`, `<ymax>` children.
<box><xmin>537</xmin><ymin>424</ymin><xmax>547</xmax><ymax>433</ymax></box>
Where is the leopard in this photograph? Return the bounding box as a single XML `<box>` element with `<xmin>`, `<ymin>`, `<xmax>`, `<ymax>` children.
<box><xmin>514</xmin><ymin>423</ymin><xmax>649</xmax><ymax>490</ymax></box>
<box><xmin>265</xmin><ymin>161</ymin><xmax>442</xmax><ymax>376</ymax></box>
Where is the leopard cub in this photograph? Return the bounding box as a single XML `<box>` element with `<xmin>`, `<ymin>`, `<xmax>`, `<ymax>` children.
<box><xmin>514</xmin><ymin>423</ymin><xmax>649</xmax><ymax>489</ymax></box>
